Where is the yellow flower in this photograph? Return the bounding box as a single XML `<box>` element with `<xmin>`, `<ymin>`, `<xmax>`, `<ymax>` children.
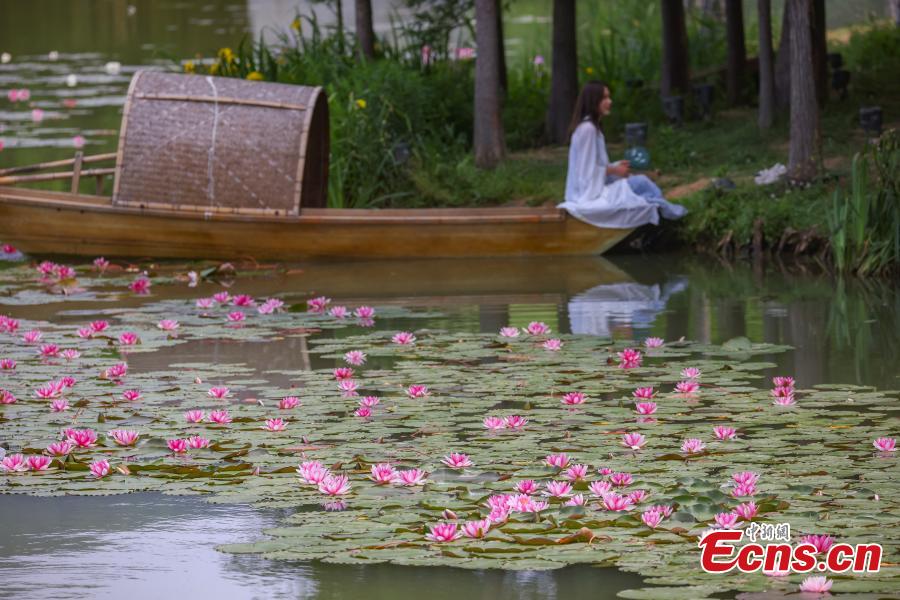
<box><xmin>291</xmin><ymin>17</ymin><xmax>301</xmax><ymax>31</ymax></box>
<box><xmin>183</xmin><ymin>60</ymin><xmax>195</xmax><ymax>74</ymax></box>
<box><xmin>585</xmin><ymin>67</ymin><xmax>594</xmax><ymax>75</ymax></box>
<box><xmin>246</xmin><ymin>71</ymin><xmax>264</xmax><ymax>81</ymax></box>
<box><xmin>218</xmin><ymin>47</ymin><xmax>234</xmax><ymax>63</ymax></box>
<box><xmin>209</xmin><ymin>63</ymin><xmax>220</xmax><ymax>75</ymax></box>
<box><xmin>355</xmin><ymin>99</ymin><xmax>367</xmax><ymax>109</ymax></box>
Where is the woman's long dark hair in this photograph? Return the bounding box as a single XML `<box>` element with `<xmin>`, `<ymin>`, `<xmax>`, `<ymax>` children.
<box><xmin>567</xmin><ymin>80</ymin><xmax>609</xmax><ymax>141</ymax></box>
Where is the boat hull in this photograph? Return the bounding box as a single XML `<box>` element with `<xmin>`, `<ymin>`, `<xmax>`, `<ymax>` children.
<box><xmin>0</xmin><ymin>186</ymin><xmax>632</xmax><ymax>260</ymax></box>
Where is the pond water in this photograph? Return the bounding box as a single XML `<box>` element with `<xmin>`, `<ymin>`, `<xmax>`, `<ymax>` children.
<box><xmin>0</xmin><ymin>252</ymin><xmax>897</xmax><ymax>598</ymax></box>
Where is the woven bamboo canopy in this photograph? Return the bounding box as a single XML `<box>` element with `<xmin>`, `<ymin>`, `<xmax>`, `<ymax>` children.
<box><xmin>112</xmin><ymin>70</ymin><xmax>329</xmax><ymax>215</ymax></box>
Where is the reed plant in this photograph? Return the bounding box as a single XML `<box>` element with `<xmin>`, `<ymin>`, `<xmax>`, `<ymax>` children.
<box><xmin>826</xmin><ymin>129</ymin><xmax>900</xmax><ymax>276</ymax></box>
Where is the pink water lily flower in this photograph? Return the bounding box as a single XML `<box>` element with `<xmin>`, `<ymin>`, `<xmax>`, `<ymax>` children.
<box><xmin>344</xmin><ymin>350</ymin><xmax>367</xmax><ymax>366</ymax></box>
<box><xmin>93</xmin><ymin>257</ymin><xmax>109</xmax><ymax>272</ymax></box>
<box><xmin>675</xmin><ymin>380</ymin><xmax>700</xmax><ymax>395</ymax></box>
<box><xmin>297</xmin><ymin>460</ymin><xmax>330</xmax><ymax>485</ymax></box>
<box><xmin>714</xmin><ymin>512</ymin><xmax>739</xmax><ymax>528</ymax></box>
<box><xmin>184</xmin><ymin>410</ymin><xmax>205</xmax><ymax>423</ymax></box>
<box><xmin>338</xmin><ymin>379</ymin><xmax>359</xmax><ymax>396</ymax></box>
<box><xmin>621</xmin><ymin>432</ymin><xmax>647</xmax><ymax>450</ymax></box>
<box><xmin>369</xmin><ymin>463</ymin><xmax>398</xmax><ymax>484</ymax></box>
<box><xmin>257</xmin><ymin>299</ymin><xmax>284</xmax><ymax>314</ymax></box>
<box><xmin>461</xmin><ymin>519</ymin><xmax>491</xmax><ymax>539</ymax></box>
<box><xmin>0</xmin><ymin>358</ymin><xmax>15</xmax><ymax>370</ymax></box>
<box><xmin>27</xmin><ymin>455</ymin><xmax>53</xmax><ymax>471</ymax></box>
<box><xmin>732</xmin><ymin>482</ymin><xmax>758</xmax><ymax>498</ymax></box>
<box><xmin>157</xmin><ymin>319</ymin><xmax>179</xmax><ymax>331</ymax></box>
<box><xmin>799</xmin><ymin>576</ymin><xmax>832</xmax><ymax>594</ymax></box>
<box><xmin>631</xmin><ymin>387</ymin><xmax>655</xmax><ymax>400</ymax></box>
<box><xmin>641</xmin><ymin>509</ymin><xmax>663</xmax><ymax>528</ymax></box>
<box><xmin>732</xmin><ymin>471</ymin><xmax>760</xmax><ymax>486</ymax></box>
<box><xmin>279</xmin><ymin>396</ymin><xmax>301</xmax><ymax>410</ymax></box>
<box><xmin>426</xmin><ymin>522</ymin><xmax>460</xmax><ymax>542</ymax></box>
<box><xmin>873</xmin><ymin>437</ymin><xmax>896</xmax><ymax>452</ymax></box>
<box><xmin>118</xmin><ymin>332</ymin><xmax>140</xmax><ymax>346</ymax></box>
<box><xmin>207</xmin><ymin>386</ymin><xmax>230</xmax><ymax>399</ymax></box>
<box><xmin>66</xmin><ymin>429</ymin><xmax>98</xmax><ymax>448</ymax></box>
<box><xmin>263</xmin><ymin>418</ymin><xmax>286</xmax><ymax>431</ymax></box>
<box><xmin>609</xmin><ymin>472</ymin><xmax>633</xmax><ymax>487</ymax></box>
<box><xmin>561</xmin><ymin>391</ymin><xmax>586</xmax><ymax>406</ymax></box>
<box><xmin>59</xmin><ymin>376</ymin><xmax>76</xmax><ymax>389</ymax></box>
<box><xmin>800</xmin><ymin>534</ymin><xmax>834</xmax><ymax>554</ymax></box>
<box><xmin>543</xmin><ymin>480</ymin><xmax>573</xmax><ymax>497</ymax></box>
<box><xmin>504</xmin><ymin>415</ymin><xmax>527</xmax><ymax>429</ymax></box>
<box><xmin>734</xmin><ymin>501</ymin><xmax>758</xmax><ymax>520</ymax></box>
<box><xmin>392</xmin><ymin>331</ymin><xmax>416</xmax><ymax>345</ymax></box>
<box><xmin>328</xmin><ymin>306</ymin><xmax>348</xmax><ymax>319</ymax></box>
<box><xmin>354</xmin><ymin>406</ymin><xmax>372</xmax><ymax>418</ymax></box>
<box><xmin>713</xmin><ymin>426</ymin><xmax>737</xmax><ymax>440</ymax></box>
<box><xmin>109</xmin><ymin>429</ymin><xmax>139</xmax><ymax>446</ymax></box>
<box><xmin>681</xmin><ymin>367</ymin><xmax>701</xmax><ymax>379</ymax></box>
<box><xmin>46</xmin><ymin>441</ymin><xmax>73</xmax><ymax>456</ymax></box>
<box><xmin>499</xmin><ymin>327</ymin><xmax>519</xmax><ymax>338</ymax></box>
<box><xmin>307</xmin><ymin>296</ymin><xmax>331</xmax><ymax>313</ymax></box>
<box><xmin>617</xmin><ymin>348</ymin><xmax>642</xmax><ymax>368</ymax></box>
<box><xmin>563</xmin><ymin>464</ymin><xmax>589</xmax><ymax>481</ymax></box>
<box><xmin>359</xmin><ymin>396</ymin><xmax>380</xmax><ymax>408</ymax></box>
<box><xmin>406</xmin><ymin>384</ymin><xmax>430</xmax><ymax>398</ymax></box>
<box><xmin>167</xmin><ymin>438</ymin><xmax>188</xmax><ymax>453</ymax></box>
<box><xmin>0</xmin><ymin>390</ymin><xmax>16</xmax><ymax>404</ymax></box>
<box><xmin>442</xmin><ymin>453</ymin><xmax>473</xmax><ymax>469</ymax></box>
<box><xmin>72</xmin><ymin>135</ymin><xmax>86</xmax><ymax>149</ymax></box>
<box><xmin>353</xmin><ymin>306</ymin><xmax>375</xmax><ymax>318</ymax></box>
<box><xmin>650</xmin><ymin>504</ymin><xmax>674</xmax><ymax>518</ymax></box>
<box><xmin>50</xmin><ymin>398</ymin><xmax>69</xmax><ymax>412</ymax></box>
<box><xmin>643</xmin><ymin>337</ymin><xmax>664</xmax><ymax>348</ymax></box>
<box><xmin>0</xmin><ymin>316</ymin><xmax>19</xmax><ymax>334</ymax></box>
<box><xmin>627</xmin><ymin>489</ymin><xmax>649</xmax><ymax>504</ymax></box>
<box><xmin>396</xmin><ymin>468</ymin><xmax>427</xmax><ymax>486</ymax></box>
<box><xmin>681</xmin><ymin>438</ymin><xmax>706</xmax><ymax>454</ymax></box>
<box><xmin>525</xmin><ymin>321</ymin><xmax>550</xmax><ymax>335</ymax></box>
<box><xmin>1</xmin><ymin>454</ymin><xmax>27</xmax><ymax>472</ymax></box>
<box><xmin>61</xmin><ymin>349</ymin><xmax>81</xmax><ymax>361</ymax></box>
<box><xmin>635</xmin><ymin>402</ymin><xmax>657</xmax><ymax>415</ymax></box>
<box><xmin>589</xmin><ymin>480</ymin><xmax>612</xmax><ymax>496</ymax></box>
<box><xmin>232</xmin><ymin>294</ymin><xmax>255</xmax><ymax>307</ymax></box>
<box><xmin>34</xmin><ymin>381</ymin><xmax>63</xmax><ymax>399</ymax></box>
<box><xmin>514</xmin><ymin>480</ymin><xmax>539</xmax><ymax>495</ymax></box>
<box><xmin>186</xmin><ymin>435</ymin><xmax>211</xmax><ymax>449</ymax></box>
<box><xmin>542</xmin><ymin>339</ymin><xmax>563</xmax><ymax>351</ymax></box>
<box><xmin>772</xmin><ymin>394</ymin><xmax>796</xmax><ymax>406</ymax></box>
<box><xmin>89</xmin><ymin>459</ymin><xmax>110</xmax><ymax>478</ymax></box>
<box><xmin>89</xmin><ymin>320</ymin><xmax>109</xmax><ymax>334</ymax></box>
<box><xmin>213</xmin><ymin>292</ymin><xmax>231</xmax><ymax>304</ymax></box>
<box><xmin>129</xmin><ymin>277</ymin><xmax>151</xmax><ymax>295</ymax></box>
<box><xmin>333</xmin><ymin>367</ymin><xmax>354</xmax><ymax>380</ymax></box>
<box><xmin>196</xmin><ymin>298</ymin><xmax>214</xmax><ymax>309</ymax></box>
<box><xmin>483</xmin><ymin>416</ymin><xmax>505</xmax><ymax>430</ymax></box>
<box><xmin>103</xmin><ymin>363</ymin><xmax>128</xmax><ymax>381</ymax></box>
<box><xmin>564</xmin><ymin>494</ymin><xmax>587</xmax><ymax>507</ymax></box>
<box><xmin>602</xmin><ymin>493</ymin><xmax>634</xmax><ymax>512</ymax></box>
<box><xmin>77</xmin><ymin>327</ymin><xmax>93</xmax><ymax>338</ymax></box>
<box><xmin>545</xmin><ymin>453</ymin><xmax>570</xmax><ymax>469</ymax></box>
<box><xmin>318</xmin><ymin>473</ymin><xmax>351</xmax><ymax>496</ymax></box>
<box><xmin>226</xmin><ymin>311</ymin><xmax>245</xmax><ymax>323</ymax></box>
<box><xmin>121</xmin><ymin>389</ymin><xmax>142</xmax><ymax>401</ymax></box>
<box><xmin>772</xmin><ymin>376</ymin><xmax>795</xmax><ymax>388</ymax></box>
<box><xmin>208</xmin><ymin>409</ymin><xmax>232</xmax><ymax>424</ymax></box>
<box><xmin>40</xmin><ymin>344</ymin><xmax>60</xmax><ymax>357</ymax></box>
<box><xmin>23</xmin><ymin>330</ymin><xmax>43</xmax><ymax>343</ymax></box>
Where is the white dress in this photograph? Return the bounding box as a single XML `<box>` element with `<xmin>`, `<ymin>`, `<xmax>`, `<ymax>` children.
<box><xmin>559</xmin><ymin>120</ymin><xmax>661</xmax><ymax>229</ymax></box>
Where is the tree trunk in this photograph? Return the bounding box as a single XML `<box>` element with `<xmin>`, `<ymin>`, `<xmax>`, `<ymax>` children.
<box><xmin>355</xmin><ymin>0</ymin><xmax>375</xmax><ymax>60</ymax></box>
<box><xmin>474</xmin><ymin>0</ymin><xmax>506</xmax><ymax>169</ymax></box>
<box><xmin>496</xmin><ymin>0</ymin><xmax>508</xmax><ymax>95</ymax></box>
<box><xmin>774</xmin><ymin>1</ymin><xmax>791</xmax><ymax>111</ymax></box>
<box><xmin>811</xmin><ymin>0</ymin><xmax>827</xmax><ymax>106</ymax></box>
<box><xmin>661</xmin><ymin>0</ymin><xmax>691</xmax><ymax>96</ymax></box>
<box><xmin>787</xmin><ymin>0</ymin><xmax>819</xmax><ymax>182</ymax></box>
<box><xmin>725</xmin><ymin>0</ymin><xmax>747</xmax><ymax>106</ymax></box>
<box><xmin>546</xmin><ymin>0</ymin><xmax>578</xmax><ymax>144</ymax></box>
<box><xmin>757</xmin><ymin>0</ymin><xmax>776</xmax><ymax>128</ymax></box>
<box><xmin>336</xmin><ymin>0</ymin><xmax>346</xmax><ymax>55</ymax></box>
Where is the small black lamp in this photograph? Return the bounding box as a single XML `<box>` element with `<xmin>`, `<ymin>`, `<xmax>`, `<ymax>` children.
<box><xmin>693</xmin><ymin>83</ymin><xmax>715</xmax><ymax>120</ymax></box>
<box><xmin>859</xmin><ymin>106</ymin><xmax>883</xmax><ymax>138</ymax></box>
<box><xmin>662</xmin><ymin>95</ymin><xmax>684</xmax><ymax>125</ymax></box>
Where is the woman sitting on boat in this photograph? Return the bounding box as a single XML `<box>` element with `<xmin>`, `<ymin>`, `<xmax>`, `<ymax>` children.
<box><xmin>559</xmin><ymin>80</ymin><xmax>686</xmax><ymax>229</ymax></box>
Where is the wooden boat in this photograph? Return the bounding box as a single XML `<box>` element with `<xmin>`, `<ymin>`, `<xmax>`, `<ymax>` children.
<box><xmin>0</xmin><ymin>184</ymin><xmax>631</xmax><ymax>260</ymax></box>
<box><xmin>0</xmin><ymin>71</ymin><xmax>631</xmax><ymax>260</ymax></box>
